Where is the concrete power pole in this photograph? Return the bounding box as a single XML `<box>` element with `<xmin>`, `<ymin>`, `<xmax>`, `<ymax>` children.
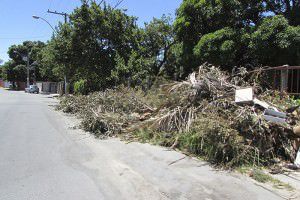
<box><xmin>47</xmin><ymin>9</ymin><xmax>69</xmax><ymax>95</ymax></box>
<box><xmin>13</xmin><ymin>51</ymin><xmax>30</xmax><ymax>87</ymax></box>
<box><xmin>26</xmin><ymin>54</ymin><xmax>30</xmax><ymax>87</ymax></box>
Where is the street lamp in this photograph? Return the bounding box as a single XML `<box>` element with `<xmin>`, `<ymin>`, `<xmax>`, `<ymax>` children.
<box><xmin>32</xmin><ymin>15</ymin><xmax>57</xmax><ymax>33</ymax></box>
<box><xmin>32</xmin><ymin>15</ymin><xmax>69</xmax><ymax>95</ymax></box>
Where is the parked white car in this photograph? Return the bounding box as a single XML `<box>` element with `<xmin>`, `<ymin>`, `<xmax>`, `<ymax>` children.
<box><xmin>25</xmin><ymin>85</ymin><xmax>39</xmax><ymax>94</ymax></box>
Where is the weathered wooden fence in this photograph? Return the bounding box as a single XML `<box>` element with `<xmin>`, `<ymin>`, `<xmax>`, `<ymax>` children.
<box><xmin>252</xmin><ymin>66</ymin><xmax>300</xmax><ymax>95</ymax></box>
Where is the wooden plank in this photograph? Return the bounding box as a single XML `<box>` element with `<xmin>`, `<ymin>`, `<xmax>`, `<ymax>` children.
<box><xmin>297</xmin><ymin>70</ymin><xmax>300</xmax><ymax>93</ymax></box>
<box><xmin>248</xmin><ymin>66</ymin><xmax>300</xmax><ymax>74</ymax></box>
<box><xmin>291</xmin><ymin>69</ymin><xmax>294</xmax><ymax>93</ymax></box>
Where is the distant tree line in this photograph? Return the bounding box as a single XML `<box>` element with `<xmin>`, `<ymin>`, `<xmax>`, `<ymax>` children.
<box><xmin>1</xmin><ymin>0</ymin><xmax>299</xmax><ymax>92</ymax></box>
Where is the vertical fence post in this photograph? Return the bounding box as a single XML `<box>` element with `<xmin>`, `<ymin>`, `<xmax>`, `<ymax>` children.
<box><xmin>297</xmin><ymin>70</ymin><xmax>300</xmax><ymax>94</ymax></box>
<box><xmin>281</xmin><ymin>66</ymin><xmax>289</xmax><ymax>92</ymax></box>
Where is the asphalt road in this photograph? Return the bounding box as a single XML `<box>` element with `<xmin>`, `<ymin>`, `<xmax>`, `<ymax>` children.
<box><xmin>0</xmin><ymin>88</ymin><xmax>283</xmax><ymax>200</ymax></box>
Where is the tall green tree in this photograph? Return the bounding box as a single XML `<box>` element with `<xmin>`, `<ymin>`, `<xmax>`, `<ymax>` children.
<box><xmin>2</xmin><ymin>41</ymin><xmax>45</xmax><ymax>84</ymax></box>
<box><xmin>193</xmin><ymin>27</ymin><xmax>251</xmax><ymax>68</ymax></box>
<box><xmin>250</xmin><ymin>15</ymin><xmax>300</xmax><ymax>66</ymax></box>
<box><xmin>174</xmin><ymin>0</ymin><xmax>300</xmax><ymax>71</ymax></box>
<box><xmin>23</xmin><ymin>0</ymin><xmax>300</xmax><ymax>93</ymax></box>
<box><xmin>265</xmin><ymin>0</ymin><xmax>300</xmax><ymax>26</ymax></box>
<box><xmin>69</xmin><ymin>1</ymin><xmax>139</xmax><ymax>89</ymax></box>
<box><xmin>1</xmin><ymin>60</ymin><xmax>26</xmax><ymax>84</ymax></box>
<box><xmin>111</xmin><ymin>15</ymin><xmax>175</xmax><ymax>86</ymax></box>
<box><xmin>174</xmin><ymin>0</ymin><xmax>266</xmax><ymax>72</ymax></box>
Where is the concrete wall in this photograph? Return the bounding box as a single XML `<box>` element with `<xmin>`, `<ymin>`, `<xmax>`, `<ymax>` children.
<box><xmin>4</xmin><ymin>82</ymin><xmax>10</xmax><ymax>88</ymax></box>
<box><xmin>36</xmin><ymin>82</ymin><xmax>59</xmax><ymax>94</ymax></box>
<box><xmin>16</xmin><ymin>82</ymin><xmax>26</xmax><ymax>90</ymax></box>
<box><xmin>0</xmin><ymin>80</ymin><xmax>11</xmax><ymax>88</ymax></box>
<box><xmin>36</xmin><ymin>83</ymin><xmax>42</xmax><ymax>92</ymax></box>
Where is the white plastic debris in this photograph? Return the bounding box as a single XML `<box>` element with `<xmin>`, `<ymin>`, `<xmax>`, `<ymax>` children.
<box><xmin>253</xmin><ymin>98</ymin><xmax>270</xmax><ymax>109</ymax></box>
<box><xmin>235</xmin><ymin>88</ymin><xmax>254</xmax><ymax>104</ymax></box>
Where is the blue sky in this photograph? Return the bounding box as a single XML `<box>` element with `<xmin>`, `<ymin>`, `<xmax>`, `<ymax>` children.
<box><xmin>0</xmin><ymin>0</ymin><xmax>182</xmax><ymax>62</ymax></box>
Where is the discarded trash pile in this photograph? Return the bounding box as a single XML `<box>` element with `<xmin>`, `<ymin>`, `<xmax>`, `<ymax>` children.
<box><xmin>57</xmin><ymin>64</ymin><xmax>300</xmax><ymax>167</ymax></box>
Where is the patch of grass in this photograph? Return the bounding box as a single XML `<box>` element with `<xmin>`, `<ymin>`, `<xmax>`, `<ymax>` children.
<box><xmin>270</xmin><ymin>178</ymin><xmax>294</xmax><ymax>191</ymax></box>
<box><xmin>251</xmin><ymin>169</ymin><xmax>294</xmax><ymax>191</ymax></box>
<box><xmin>133</xmin><ymin>129</ymin><xmax>154</xmax><ymax>143</ymax></box>
<box><xmin>236</xmin><ymin>166</ymin><xmax>252</xmax><ymax>174</ymax></box>
<box><xmin>133</xmin><ymin>129</ymin><xmax>176</xmax><ymax>147</ymax></box>
<box><xmin>251</xmin><ymin>169</ymin><xmax>273</xmax><ymax>183</ymax></box>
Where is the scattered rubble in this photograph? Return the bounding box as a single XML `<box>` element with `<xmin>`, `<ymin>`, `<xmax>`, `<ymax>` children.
<box><xmin>57</xmin><ymin>63</ymin><xmax>300</xmax><ymax>168</ymax></box>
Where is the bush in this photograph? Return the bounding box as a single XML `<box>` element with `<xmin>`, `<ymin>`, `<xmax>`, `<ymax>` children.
<box><xmin>74</xmin><ymin>79</ymin><xmax>88</xmax><ymax>95</ymax></box>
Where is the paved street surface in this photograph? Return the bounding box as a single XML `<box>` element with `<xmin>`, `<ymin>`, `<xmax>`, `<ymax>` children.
<box><xmin>0</xmin><ymin>88</ymin><xmax>283</xmax><ymax>200</ymax></box>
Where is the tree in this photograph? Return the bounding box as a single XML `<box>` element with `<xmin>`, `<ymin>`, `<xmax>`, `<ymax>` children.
<box><xmin>8</xmin><ymin>0</ymin><xmax>297</xmax><ymax>93</ymax></box>
<box><xmin>41</xmin><ymin>1</ymin><xmax>174</xmax><ymax>90</ymax></box>
<box><xmin>163</xmin><ymin>42</ymin><xmax>185</xmax><ymax>80</ymax></box>
<box><xmin>0</xmin><ymin>59</ymin><xmax>3</xmax><ymax>79</ymax></box>
<box><xmin>68</xmin><ymin>2</ymin><xmax>139</xmax><ymax>89</ymax></box>
<box><xmin>2</xmin><ymin>41</ymin><xmax>45</xmax><ymax>84</ymax></box>
<box><xmin>111</xmin><ymin>15</ymin><xmax>175</xmax><ymax>86</ymax></box>
<box><xmin>37</xmin><ymin>39</ymin><xmax>61</xmax><ymax>82</ymax></box>
<box><xmin>174</xmin><ymin>0</ymin><xmax>300</xmax><ymax>71</ymax></box>
<box><xmin>40</xmin><ymin>1</ymin><xmax>140</xmax><ymax>91</ymax></box>
<box><xmin>250</xmin><ymin>15</ymin><xmax>300</xmax><ymax>66</ymax></box>
<box><xmin>265</xmin><ymin>0</ymin><xmax>300</xmax><ymax>26</ymax></box>
<box><xmin>174</xmin><ymin>0</ymin><xmax>266</xmax><ymax>72</ymax></box>
<box><xmin>194</xmin><ymin>28</ymin><xmax>251</xmax><ymax>67</ymax></box>
<box><xmin>1</xmin><ymin>60</ymin><xmax>26</xmax><ymax>86</ymax></box>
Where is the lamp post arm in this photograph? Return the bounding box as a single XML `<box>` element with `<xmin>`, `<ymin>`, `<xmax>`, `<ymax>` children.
<box><xmin>38</xmin><ymin>17</ymin><xmax>57</xmax><ymax>34</ymax></box>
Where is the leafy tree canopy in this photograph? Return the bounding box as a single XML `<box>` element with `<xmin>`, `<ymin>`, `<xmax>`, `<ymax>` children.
<box><xmin>250</xmin><ymin>15</ymin><xmax>300</xmax><ymax>66</ymax></box>
<box><xmin>174</xmin><ymin>0</ymin><xmax>300</xmax><ymax>71</ymax></box>
<box><xmin>3</xmin><ymin>0</ymin><xmax>299</xmax><ymax>91</ymax></box>
<box><xmin>2</xmin><ymin>41</ymin><xmax>45</xmax><ymax>83</ymax></box>
<box><xmin>111</xmin><ymin>15</ymin><xmax>174</xmax><ymax>86</ymax></box>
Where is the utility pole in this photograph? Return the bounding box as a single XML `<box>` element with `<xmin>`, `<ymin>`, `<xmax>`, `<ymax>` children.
<box><xmin>13</xmin><ymin>51</ymin><xmax>30</xmax><ymax>87</ymax></box>
<box><xmin>47</xmin><ymin>9</ymin><xmax>69</xmax><ymax>95</ymax></box>
<box><xmin>47</xmin><ymin>9</ymin><xmax>68</xmax><ymax>23</ymax></box>
<box><xmin>26</xmin><ymin>54</ymin><xmax>30</xmax><ymax>87</ymax></box>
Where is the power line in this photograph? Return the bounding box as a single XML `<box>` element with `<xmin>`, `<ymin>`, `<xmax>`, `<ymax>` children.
<box><xmin>0</xmin><ymin>36</ymin><xmax>49</xmax><ymax>40</ymax></box>
<box><xmin>98</xmin><ymin>0</ymin><xmax>105</xmax><ymax>6</ymax></box>
<box><xmin>47</xmin><ymin>9</ymin><xmax>69</xmax><ymax>23</ymax></box>
<box><xmin>48</xmin><ymin>0</ymin><xmax>53</xmax><ymax>10</ymax></box>
<box><xmin>87</xmin><ymin>0</ymin><xmax>106</xmax><ymax>7</ymax></box>
<box><xmin>113</xmin><ymin>0</ymin><xmax>124</xmax><ymax>9</ymax></box>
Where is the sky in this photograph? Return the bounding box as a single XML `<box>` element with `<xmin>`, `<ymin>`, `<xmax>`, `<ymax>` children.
<box><xmin>0</xmin><ymin>0</ymin><xmax>182</xmax><ymax>63</ymax></box>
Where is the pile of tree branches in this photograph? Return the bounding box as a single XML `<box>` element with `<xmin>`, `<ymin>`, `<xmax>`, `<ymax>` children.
<box><xmin>57</xmin><ymin>63</ymin><xmax>300</xmax><ymax>167</ymax></box>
